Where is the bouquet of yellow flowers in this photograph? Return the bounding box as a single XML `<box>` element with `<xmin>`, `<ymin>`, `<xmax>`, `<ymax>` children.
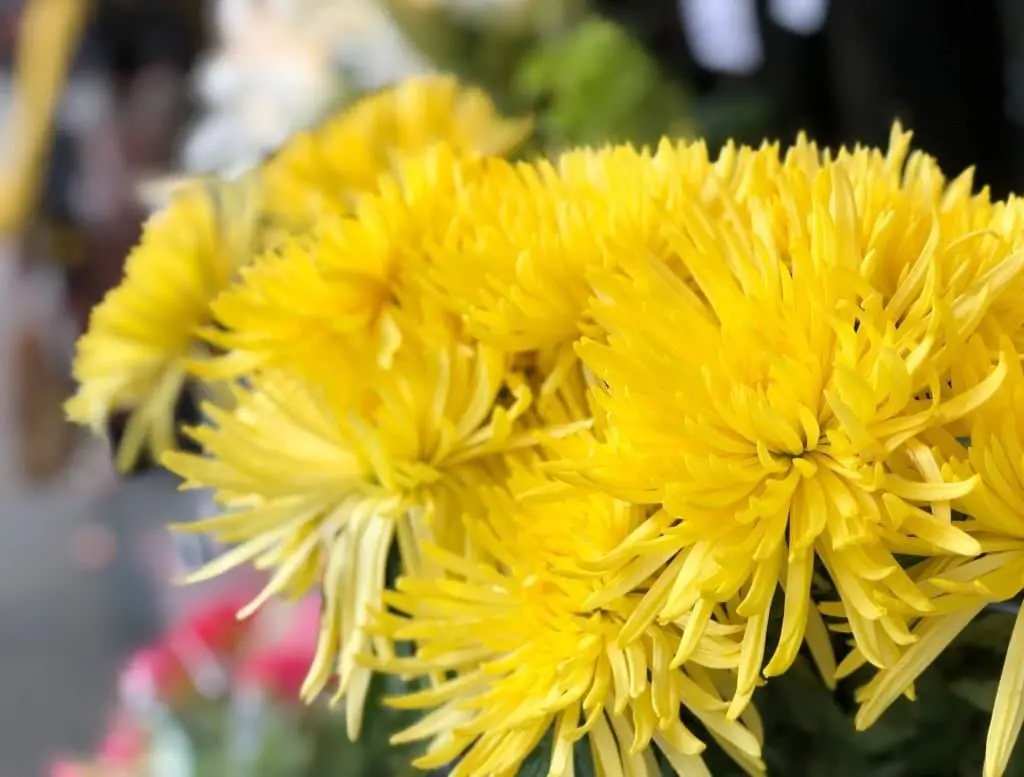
<box><xmin>66</xmin><ymin>73</ymin><xmax>1024</xmax><ymax>777</ymax></box>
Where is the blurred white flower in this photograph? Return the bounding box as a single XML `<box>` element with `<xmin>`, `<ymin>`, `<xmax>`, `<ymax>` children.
<box><xmin>768</xmin><ymin>0</ymin><xmax>828</xmax><ymax>36</ymax></box>
<box><xmin>679</xmin><ymin>0</ymin><xmax>764</xmax><ymax>75</ymax></box>
<box><xmin>181</xmin><ymin>0</ymin><xmax>427</xmax><ymax>177</ymax></box>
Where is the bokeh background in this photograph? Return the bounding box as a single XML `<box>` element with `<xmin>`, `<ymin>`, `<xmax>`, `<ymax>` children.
<box><xmin>4</xmin><ymin>1</ymin><xmax>1024</xmax><ymax>774</ymax></box>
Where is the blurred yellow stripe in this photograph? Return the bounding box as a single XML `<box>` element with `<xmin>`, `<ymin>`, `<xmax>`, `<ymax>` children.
<box><xmin>0</xmin><ymin>0</ymin><xmax>89</xmax><ymax>237</ymax></box>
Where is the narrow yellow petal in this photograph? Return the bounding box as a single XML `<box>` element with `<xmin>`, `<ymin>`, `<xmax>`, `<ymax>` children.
<box><xmin>856</xmin><ymin>602</ymin><xmax>986</xmax><ymax>730</ymax></box>
<box><xmin>654</xmin><ymin>732</ymin><xmax>711</xmax><ymax>777</ymax></box>
<box><xmin>984</xmin><ymin>607</ymin><xmax>1024</xmax><ymax>777</ymax></box>
<box><xmin>764</xmin><ymin>546</ymin><xmax>813</xmax><ymax>677</ymax></box>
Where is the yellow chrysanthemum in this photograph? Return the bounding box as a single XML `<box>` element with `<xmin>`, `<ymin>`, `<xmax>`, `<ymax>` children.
<box><xmin>260</xmin><ymin>73</ymin><xmax>531</xmax><ymax>226</ymax></box>
<box><xmin>572</xmin><ymin>155</ymin><xmax>1017</xmax><ymax>715</ymax></box>
<box><xmin>759</xmin><ymin>124</ymin><xmax>1024</xmax><ymax>356</ymax></box>
<box><xmin>203</xmin><ymin>146</ymin><xmax>489</xmax><ymax>385</ymax></box>
<box><xmin>427</xmin><ymin>141</ymin><xmax>735</xmax><ymax>357</ymax></box>
<box><xmin>370</xmin><ymin>462</ymin><xmax>764</xmax><ymax>777</ymax></box>
<box><xmin>854</xmin><ymin>338</ymin><xmax>1024</xmax><ymax>777</ymax></box>
<box><xmin>163</xmin><ymin>312</ymin><xmax>563</xmax><ymax>738</ymax></box>
<box><xmin>65</xmin><ymin>179</ymin><xmax>260</xmax><ymax>470</ymax></box>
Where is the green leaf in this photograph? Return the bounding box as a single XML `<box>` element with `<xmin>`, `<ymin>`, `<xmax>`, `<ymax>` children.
<box><xmin>516</xmin><ymin>729</ymin><xmax>553</xmax><ymax>777</ymax></box>
<box><xmin>573</xmin><ymin>737</ymin><xmax>596</xmax><ymax>777</ymax></box>
<box><xmin>511</xmin><ymin>723</ymin><xmax>601</xmax><ymax>777</ymax></box>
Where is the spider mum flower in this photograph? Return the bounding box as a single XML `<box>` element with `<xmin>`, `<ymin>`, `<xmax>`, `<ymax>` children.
<box><xmin>260</xmin><ymin>73</ymin><xmax>531</xmax><ymax>226</ymax></box>
<box><xmin>162</xmin><ymin>313</ymin><xmax>557</xmax><ymax>738</ymax></box>
<box><xmin>854</xmin><ymin>338</ymin><xmax>1024</xmax><ymax>777</ymax></box>
<box><xmin>204</xmin><ymin>146</ymin><xmax>487</xmax><ymax>385</ymax></box>
<box><xmin>574</xmin><ymin>158</ymin><xmax>1016</xmax><ymax>715</ymax></box>
<box><xmin>762</xmin><ymin>124</ymin><xmax>1024</xmax><ymax>354</ymax></box>
<box><xmin>370</xmin><ymin>463</ymin><xmax>764</xmax><ymax>777</ymax></box>
<box><xmin>427</xmin><ymin>141</ymin><xmax>732</xmax><ymax>360</ymax></box>
<box><xmin>66</xmin><ymin>179</ymin><xmax>260</xmax><ymax>471</ymax></box>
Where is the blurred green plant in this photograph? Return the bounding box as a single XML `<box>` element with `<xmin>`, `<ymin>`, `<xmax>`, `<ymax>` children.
<box><xmin>378</xmin><ymin>0</ymin><xmax>772</xmax><ymax>154</ymax></box>
<box><xmin>513</xmin><ymin>17</ymin><xmax>691</xmax><ymax>150</ymax></box>
<box><xmin>379</xmin><ymin>0</ymin><xmax>564</xmax><ymax>110</ymax></box>
<box><xmin>162</xmin><ymin>678</ymin><xmax>419</xmax><ymax>777</ymax></box>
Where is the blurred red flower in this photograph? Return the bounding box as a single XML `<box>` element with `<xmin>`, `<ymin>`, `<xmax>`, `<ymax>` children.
<box><xmin>166</xmin><ymin>586</ymin><xmax>256</xmax><ymax>655</ymax></box>
<box><xmin>237</xmin><ymin>596</ymin><xmax>319</xmax><ymax>701</ymax></box>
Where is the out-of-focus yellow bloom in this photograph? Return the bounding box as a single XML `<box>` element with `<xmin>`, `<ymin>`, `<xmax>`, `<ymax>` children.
<box><xmin>572</xmin><ymin>149</ymin><xmax>1018</xmax><ymax>715</ymax></box>
<box><xmin>65</xmin><ymin>179</ymin><xmax>261</xmax><ymax>471</ymax></box>
<box><xmin>370</xmin><ymin>463</ymin><xmax>764</xmax><ymax>777</ymax></box>
<box><xmin>854</xmin><ymin>339</ymin><xmax>1024</xmax><ymax>777</ymax></box>
<box><xmin>260</xmin><ymin>74</ymin><xmax>530</xmax><ymax>226</ymax></box>
<box><xmin>163</xmin><ymin>311</ymin><xmax>564</xmax><ymax>739</ymax></box>
<box><xmin>0</xmin><ymin>0</ymin><xmax>88</xmax><ymax>235</ymax></box>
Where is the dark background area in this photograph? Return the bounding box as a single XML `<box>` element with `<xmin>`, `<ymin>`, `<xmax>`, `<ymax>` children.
<box><xmin>595</xmin><ymin>0</ymin><xmax>1024</xmax><ymax>197</ymax></box>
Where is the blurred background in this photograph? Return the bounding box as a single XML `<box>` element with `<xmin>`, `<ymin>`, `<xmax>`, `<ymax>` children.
<box><xmin>4</xmin><ymin>0</ymin><xmax>1024</xmax><ymax>775</ymax></box>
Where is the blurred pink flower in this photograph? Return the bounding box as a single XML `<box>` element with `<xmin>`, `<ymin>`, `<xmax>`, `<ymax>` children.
<box><xmin>238</xmin><ymin>597</ymin><xmax>319</xmax><ymax>701</ymax></box>
<box><xmin>119</xmin><ymin>586</ymin><xmax>263</xmax><ymax>705</ymax></box>
<box><xmin>238</xmin><ymin>650</ymin><xmax>309</xmax><ymax>700</ymax></box>
<box><xmin>47</xmin><ymin>759</ymin><xmax>87</xmax><ymax>777</ymax></box>
<box><xmin>278</xmin><ymin>596</ymin><xmax>320</xmax><ymax>650</ymax></box>
<box><xmin>98</xmin><ymin>715</ymin><xmax>145</xmax><ymax>765</ymax></box>
<box><xmin>122</xmin><ymin>643</ymin><xmax>187</xmax><ymax>702</ymax></box>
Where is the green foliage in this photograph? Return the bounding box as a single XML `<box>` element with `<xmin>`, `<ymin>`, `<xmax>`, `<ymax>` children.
<box><xmin>302</xmin><ymin>678</ymin><xmax>421</xmax><ymax>777</ymax></box>
<box><xmin>516</xmin><ymin>729</ymin><xmax>554</xmax><ymax>777</ymax></box>
<box><xmin>157</xmin><ymin>677</ymin><xmax>419</xmax><ymax>777</ymax></box>
<box><xmin>379</xmin><ymin>0</ymin><xmax>542</xmax><ymax>111</ymax></box>
<box><xmin>516</xmin><ymin>730</ymin><xmax>597</xmax><ymax>777</ymax></box>
<box><xmin>377</xmin><ymin>2</ymin><xmax>776</xmax><ymax>155</ymax></box>
<box><xmin>514</xmin><ymin>18</ymin><xmax>691</xmax><ymax>150</ymax></box>
<box><xmin>378</xmin><ymin>3</ymin><xmax>696</xmax><ymax>151</ymax></box>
